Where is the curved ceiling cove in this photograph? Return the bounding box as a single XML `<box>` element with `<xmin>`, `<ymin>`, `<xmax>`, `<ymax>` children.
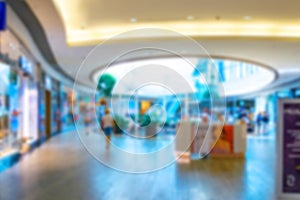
<box><xmin>7</xmin><ymin>0</ymin><xmax>74</xmax><ymax>83</ymax></box>
<box><xmin>52</xmin><ymin>0</ymin><xmax>300</xmax><ymax>46</ymax></box>
<box><xmin>93</xmin><ymin>57</ymin><xmax>276</xmax><ymax>97</ymax></box>
<box><xmin>17</xmin><ymin>0</ymin><xmax>300</xmax><ymax>94</ymax></box>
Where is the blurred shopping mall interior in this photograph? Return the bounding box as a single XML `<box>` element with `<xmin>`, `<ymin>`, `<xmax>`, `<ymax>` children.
<box><xmin>1</xmin><ymin>0</ymin><xmax>300</xmax><ymax>200</ymax></box>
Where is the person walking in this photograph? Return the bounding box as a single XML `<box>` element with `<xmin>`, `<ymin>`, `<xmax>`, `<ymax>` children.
<box><xmin>262</xmin><ymin>112</ymin><xmax>269</xmax><ymax>134</ymax></box>
<box><xmin>84</xmin><ymin>108</ymin><xmax>91</xmax><ymax>135</ymax></box>
<box><xmin>256</xmin><ymin>112</ymin><xmax>263</xmax><ymax>134</ymax></box>
<box><xmin>101</xmin><ymin>109</ymin><xmax>114</xmax><ymax>149</ymax></box>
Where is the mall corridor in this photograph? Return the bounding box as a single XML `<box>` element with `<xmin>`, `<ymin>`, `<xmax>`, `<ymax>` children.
<box><xmin>0</xmin><ymin>130</ymin><xmax>276</xmax><ymax>200</ymax></box>
<box><xmin>2</xmin><ymin>0</ymin><xmax>300</xmax><ymax>199</ymax></box>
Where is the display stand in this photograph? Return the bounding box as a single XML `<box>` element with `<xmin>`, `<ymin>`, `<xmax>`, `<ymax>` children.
<box><xmin>175</xmin><ymin>120</ymin><xmax>246</xmax><ymax>161</ymax></box>
<box><xmin>205</xmin><ymin>124</ymin><xmax>246</xmax><ymax>158</ymax></box>
<box><xmin>175</xmin><ymin>120</ymin><xmax>191</xmax><ymax>163</ymax></box>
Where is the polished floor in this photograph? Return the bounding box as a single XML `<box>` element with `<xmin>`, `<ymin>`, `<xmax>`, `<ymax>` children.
<box><xmin>0</xmin><ymin>130</ymin><xmax>276</xmax><ymax>200</ymax></box>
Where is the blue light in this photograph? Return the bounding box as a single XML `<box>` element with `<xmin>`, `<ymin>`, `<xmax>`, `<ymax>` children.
<box><xmin>0</xmin><ymin>2</ymin><xmax>6</xmax><ymax>31</ymax></box>
<box><xmin>218</xmin><ymin>61</ymin><xmax>225</xmax><ymax>82</ymax></box>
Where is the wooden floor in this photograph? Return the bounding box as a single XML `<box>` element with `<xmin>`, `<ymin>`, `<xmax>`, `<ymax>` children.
<box><xmin>0</xmin><ymin>131</ymin><xmax>276</xmax><ymax>200</ymax></box>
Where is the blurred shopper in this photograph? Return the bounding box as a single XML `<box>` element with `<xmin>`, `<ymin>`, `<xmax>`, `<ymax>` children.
<box><xmin>67</xmin><ymin>109</ymin><xmax>73</xmax><ymax>124</ymax></box>
<box><xmin>84</xmin><ymin>108</ymin><xmax>92</xmax><ymax>135</ymax></box>
<box><xmin>11</xmin><ymin>108</ymin><xmax>19</xmax><ymax>146</ymax></box>
<box><xmin>226</xmin><ymin>111</ymin><xmax>235</xmax><ymax>124</ymax></box>
<box><xmin>256</xmin><ymin>112</ymin><xmax>263</xmax><ymax>134</ymax></box>
<box><xmin>90</xmin><ymin>107</ymin><xmax>98</xmax><ymax>132</ymax></box>
<box><xmin>236</xmin><ymin>115</ymin><xmax>248</xmax><ymax>127</ymax></box>
<box><xmin>216</xmin><ymin>112</ymin><xmax>225</xmax><ymax>124</ymax></box>
<box><xmin>247</xmin><ymin>112</ymin><xmax>255</xmax><ymax>133</ymax></box>
<box><xmin>101</xmin><ymin>109</ymin><xmax>114</xmax><ymax>149</ymax></box>
<box><xmin>201</xmin><ymin>113</ymin><xmax>209</xmax><ymax>124</ymax></box>
<box><xmin>73</xmin><ymin>113</ymin><xmax>78</xmax><ymax>123</ymax></box>
<box><xmin>262</xmin><ymin>112</ymin><xmax>269</xmax><ymax>134</ymax></box>
<box><xmin>98</xmin><ymin>98</ymin><xmax>107</xmax><ymax>121</ymax></box>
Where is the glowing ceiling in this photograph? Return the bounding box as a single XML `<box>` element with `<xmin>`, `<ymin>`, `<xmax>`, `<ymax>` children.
<box><xmin>52</xmin><ymin>0</ymin><xmax>300</xmax><ymax>46</ymax></box>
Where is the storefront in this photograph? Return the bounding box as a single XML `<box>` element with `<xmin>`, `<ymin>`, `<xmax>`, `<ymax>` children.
<box><xmin>60</xmin><ymin>85</ymin><xmax>74</xmax><ymax>131</ymax></box>
<box><xmin>51</xmin><ymin>78</ymin><xmax>60</xmax><ymax>134</ymax></box>
<box><xmin>18</xmin><ymin>56</ymin><xmax>38</xmax><ymax>148</ymax></box>
<box><xmin>0</xmin><ymin>61</ymin><xmax>13</xmax><ymax>155</ymax></box>
<box><xmin>8</xmin><ymin>66</ymin><xmax>20</xmax><ymax>149</ymax></box>
<box><xmin>37</xmin><ymin>69</ymin><xmax>46</xmax><ymax>142</ymax></box>
<box><xmin>38</xmin><ymin>68</ymin><xmax>64</xmax><ymax>141</ymax></box>
<box><xmin>42</xmin><ymin>75</ymin><xmax>62</xmax><ymax>138</ymax></box>
<box><xmin>0</xmin><ymin>26</ymin><xmax>39</xmax><ymax>158</ymax></box>
<box><xmin>44</xmin><ymin>75</ymin><xmax>52</xmax><ymax>138</ymax></box>
<box><xmin>0</xmin><ymin>57</ymin><xmax>36</xmax><ymax>155</ymax></box>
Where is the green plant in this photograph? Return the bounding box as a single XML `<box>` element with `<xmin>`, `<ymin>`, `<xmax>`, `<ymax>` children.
<box><xmin>139</xmin><ymin>114</ymin><xmax>151</xmax><ymax>127</ymax></box>
<box><xmin>97</xmin><ymin>73</ymin><xmax>116</xmax><ymax>97</ymax></box>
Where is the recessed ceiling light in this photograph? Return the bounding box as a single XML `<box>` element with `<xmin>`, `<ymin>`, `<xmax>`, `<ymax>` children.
<box><xmin>80</xmin><ymin>23</ymin><xmax>86</xmax><ymax>30</ymax></box>
<box><xmin>130</xmin><ymin>18</ymin><xmax>137</xmax><ymax>23</ymax></box>
<box><xmin>186</xmin><ymin>16</ymin><xmax>194</xmax><ymax>20</ymax></box>
<box><xmin>244</xmin><ymin>16</ymin><xmax>252</xmax><ymax>20</ymax></box>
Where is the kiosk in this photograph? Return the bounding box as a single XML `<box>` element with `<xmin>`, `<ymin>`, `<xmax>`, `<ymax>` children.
<box><xmin>175</xmin><ymin>120</ymin><xmax>247</xmax><ymax>160</ymax></box>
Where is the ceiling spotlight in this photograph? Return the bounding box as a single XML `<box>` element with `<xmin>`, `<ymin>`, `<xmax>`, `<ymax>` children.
<box><xmin>215</xmin><ymin>16</ymin><xmax>221</xmax><ymax>21</ymax></box>
<box><xmin>80</xmin><ymin>23</ymin><xmax>86</xmax><ymax>30</ymax></box>
<box><xmin>186</xmin><ymin>16</ymin><xmax>194</xmax><ymax>20</ymax></box>
<box><xmin>244</xmin><ymin>16</ymin><xmax>252</xmax><ymax>20</ymax></box>
<box><xmin>130</xmin><ymin>18</ymin><xmax>137</xmax><ymax>23</ymax></box>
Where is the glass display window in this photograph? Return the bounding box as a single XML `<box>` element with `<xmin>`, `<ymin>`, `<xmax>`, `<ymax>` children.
<box><xmin>0</xmin><ymin>62</ymin><xmax>17</xmax><ymax>156</ymax></box>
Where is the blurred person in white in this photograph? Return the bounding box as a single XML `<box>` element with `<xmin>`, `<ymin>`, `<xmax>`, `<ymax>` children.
<box><xmin>84</xmin><ymin>108</ymin><xmax>92</xmax><ymax>135</ymax></box>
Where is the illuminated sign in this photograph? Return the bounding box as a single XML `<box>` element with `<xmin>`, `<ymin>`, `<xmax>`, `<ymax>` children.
<box><xmin>277</xmin><ymin>100</ymin><xmax>300</xmax><ymax>199</ymax></box>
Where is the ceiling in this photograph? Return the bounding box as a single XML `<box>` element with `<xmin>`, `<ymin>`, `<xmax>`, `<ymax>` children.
<box><xmin>20</xmin><ymin>0</ymin><xmax>300</xmax><ymax>95</ymax></box>
<box><xmin>53</xmin><ymin>0</ymin><xmax>300</xmax><ymax>45</ymax></box>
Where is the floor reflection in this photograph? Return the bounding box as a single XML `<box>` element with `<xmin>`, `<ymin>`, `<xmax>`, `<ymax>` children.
<box><xmin>0</xmin><ymin>131</ymin><xmax>276</xmax><ymax>200</ymax></box>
